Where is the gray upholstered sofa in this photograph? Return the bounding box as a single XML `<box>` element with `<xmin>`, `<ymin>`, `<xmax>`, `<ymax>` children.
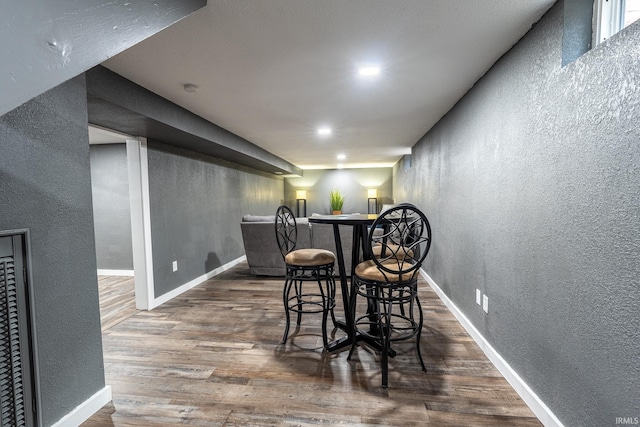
<box><xmin>240</xmin><ymin>214</ymin><xmax>354</xmax><ymax>276</ymax></box>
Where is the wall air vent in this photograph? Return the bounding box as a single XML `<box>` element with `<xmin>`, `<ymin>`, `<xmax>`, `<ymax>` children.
<box><xmin>0</xmin><ymin>233</ymin><xmax>36</xmax><ymax>426</ymax></box>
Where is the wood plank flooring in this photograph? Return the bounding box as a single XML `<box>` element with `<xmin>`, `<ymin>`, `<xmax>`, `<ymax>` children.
<box><xmin>84</xmin><ymin>262</ymin><xmax>541</xmax><ymax>426</ymax></box>
<box><xmin>97</xmin><ymin>275</ymin><xmax>138</xmax><ymax>332</ymax></box>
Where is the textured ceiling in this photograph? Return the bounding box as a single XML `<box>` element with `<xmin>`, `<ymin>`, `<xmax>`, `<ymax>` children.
<box><xmin>102</xmin><ymin>0</ymin><xmax>555</xmax><ymax>170</ymax></box>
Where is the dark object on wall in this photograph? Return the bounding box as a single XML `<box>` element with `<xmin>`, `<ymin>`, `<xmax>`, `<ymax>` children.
<box><xmin>404</xmin><ymin>154</ymin><xmax>412</xmax><ymax>170</ymax></box>
<box><xmin>562</xmin><ymin>0</ymin><xmax>593</xmax><ymax>66</ymax></box>
<box><xmin>0</xmin><ymin>231</ymin><xmax>38</xmax><ymax>426</ymax></box>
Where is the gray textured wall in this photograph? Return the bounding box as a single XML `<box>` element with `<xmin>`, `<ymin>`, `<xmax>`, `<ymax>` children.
<box><xmin>393</xmin><ymin>3</ymin><xmax>640</xmax><ymax>426</ymax></box>
<box><xmin>284</xmin><ymin>168</ymin><xmax>393</xmax><ymax>215</ymax></box>
<box><xmin>0</xmin><ymin>76</ymin><xmax>105</xmax><ymax>426</ymax></box>
<box><xmin>147</xmin><ymin>141</ymin><xmax>284</xmax><ymax>297</ymax></box>
<box><xmin>90</xmin><ymin>144</ymin><xmax>133</xmax><ymax>270</ymax></box>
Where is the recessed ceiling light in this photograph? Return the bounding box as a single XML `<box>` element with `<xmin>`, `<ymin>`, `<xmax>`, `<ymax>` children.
<box><xmin>337</xmin><ymin>154</ymin><xmax>346</xmax><ymax>160</ymax></box>
<box><xmin>317</xmin><ymin>127</ymin><xmax>332</xmax><ymax>136</ymax></box>
<box><xmin>358</xmin><ymin>66</ymin><xmax>381</xmax><ymax>78</ymax></box>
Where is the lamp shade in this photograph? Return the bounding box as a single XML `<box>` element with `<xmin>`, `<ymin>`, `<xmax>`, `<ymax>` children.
<box><xmin>296</xmin><ymin>190</ymin><xmax>307</xmax><ymax>200</ymax></box>
<box><xmin>367</xmin><ymin>189</ymin><xmax>377</xmax><ymax>198</ymax></box>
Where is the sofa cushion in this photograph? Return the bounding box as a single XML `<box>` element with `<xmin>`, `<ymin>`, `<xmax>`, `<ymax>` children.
<box><xmin>240</xmin><ymin>216</ymin><xmax>312</xmax><ymax>276</ymax></box>
<box><xmin>380</xmin><ymin>204</ymin><xmax>397</xmax><ymax>213</ymax></box>
<box><xmin>310</xmin><ymin>222</ymin><xmax>353</xmax><ymax>276</ymax></box>
<box><xmin>241</xmin><ymin>213</ymin><xmax>352</xmax><ymax>276</ymax></box>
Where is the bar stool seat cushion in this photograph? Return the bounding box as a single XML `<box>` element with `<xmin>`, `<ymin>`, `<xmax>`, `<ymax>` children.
<box><xmin>355</xmin><ymin>259</ymin><xmax>413</xmax><ymax>283</ymax></box>
<box><xmin>285</xmin><ymin>248</ymin><xmax>336</xmax><ymax>266</ymax></box>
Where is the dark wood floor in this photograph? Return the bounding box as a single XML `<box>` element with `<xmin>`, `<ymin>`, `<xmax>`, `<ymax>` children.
<box><xmin>85</xmin><ymin>262</ymin><xmax>541</xmax><ymax>426</ymax></box>
<box><xmin>96</xmin><ymin>275</ymin><xmax>138</xmax><ymax>332</ymax></box>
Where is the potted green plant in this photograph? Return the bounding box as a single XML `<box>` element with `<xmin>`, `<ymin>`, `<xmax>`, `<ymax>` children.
<box><xmin>329</xmin><ymin>189</ymin><xmax>344</xmax><ymax>214</ymax></box>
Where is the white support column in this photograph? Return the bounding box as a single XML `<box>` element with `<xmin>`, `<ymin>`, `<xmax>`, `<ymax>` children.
<box><xmin>126</xmin><ymin>137</ymin><xmax>154</xmax><ymax>310</ymax></box>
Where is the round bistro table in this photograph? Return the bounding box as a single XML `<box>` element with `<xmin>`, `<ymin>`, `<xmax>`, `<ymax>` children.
<box><xmin>308</xmin><ymin>214</ymin><xmax>379</xmax><ymax>352</ymax></box>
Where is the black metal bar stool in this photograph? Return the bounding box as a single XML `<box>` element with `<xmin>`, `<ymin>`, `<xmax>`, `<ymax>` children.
<box><xmin>275</xmin><ymin>206</ymin><xmax>337</xmax><ymax>349</ymax></box>
<box><xmin>347</xmin><ymin>203</ymin><xmax>432</xmax><ymax>388</ymax></box>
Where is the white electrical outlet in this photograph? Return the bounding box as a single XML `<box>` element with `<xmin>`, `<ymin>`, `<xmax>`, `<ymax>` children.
<box><xmin>172</xmin><ymin>260</ymin><xmax>178</xmax><ymax>272</ymax></box>
<box><xmin>482</xmin><ymin>294</ymin><xmax>489</xmax><ymax>314</ymax></box>
<box><xmin>476</xmin><ymin>289</ymin><xmax>482</xmax><ymax>305</ymax></box>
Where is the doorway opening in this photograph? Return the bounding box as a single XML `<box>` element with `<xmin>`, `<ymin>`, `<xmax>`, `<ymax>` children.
<box><xmin>89</xmin><ymin>126</ymin><xmax>139</xmax><ymax>329</ymax></box>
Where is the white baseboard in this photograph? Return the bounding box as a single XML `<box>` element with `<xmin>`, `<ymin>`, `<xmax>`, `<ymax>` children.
<box><xmin>420</xmin><ymin>270</ymin><xmax>564</xmax><ymax>427</ymax></box>
<box><xmin>149</xmin><ymin>256</ymin><xmax>247</xmax><ymax>310</ymax></box>
<box><xmin>97</xmin><ymin>269</ymin><xmax>135</xmax><ymax>276</ymax></box>
<box><xmin>51</xmin><ymin>386</ymin><xmax>112</xmax><ymax>427</ymax></box>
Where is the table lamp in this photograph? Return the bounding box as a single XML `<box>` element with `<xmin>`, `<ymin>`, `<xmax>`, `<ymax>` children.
<box><xmin>296</xmin><ymin>190</ymin><xmax>307</xmax><ymax>217</ymax></box>
<box><xmin>367</xmin><ymin>189</ymin><xmax>378</xmax><ymax>214</ymax></box>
